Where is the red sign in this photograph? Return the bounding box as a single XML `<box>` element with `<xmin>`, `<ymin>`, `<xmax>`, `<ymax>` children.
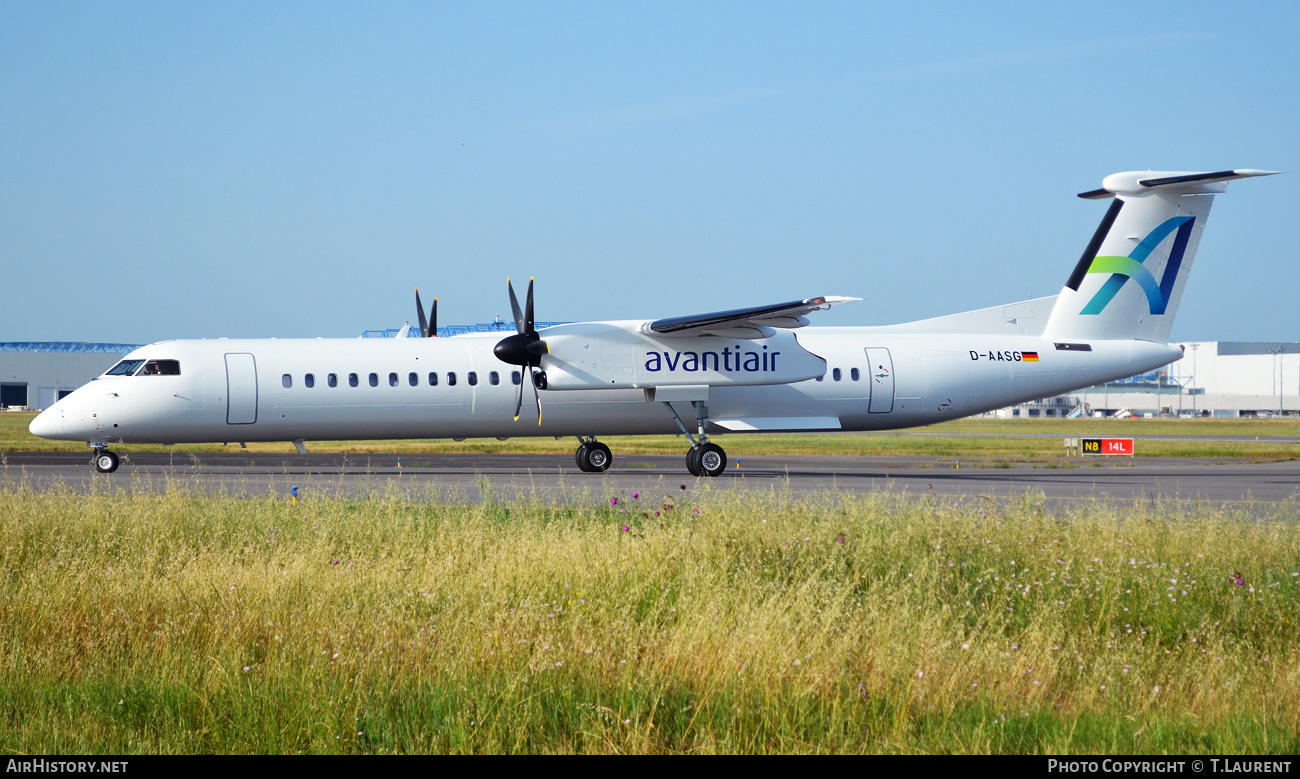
<box><xmin>1081</xmin><ymin>438</ymin><xmax>1134</xmax><ymax>456</ymax></box>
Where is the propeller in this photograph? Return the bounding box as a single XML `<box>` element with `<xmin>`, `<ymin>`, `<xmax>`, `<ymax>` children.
<box><xmin>492</xmin><ymin>276</ymin><xmax>549</xmax><ymax>424</ymax></box>
<box><xmin>415</xmin><ymin>288</ymin><xmax>437</xmax><ymax>337</ymax></box>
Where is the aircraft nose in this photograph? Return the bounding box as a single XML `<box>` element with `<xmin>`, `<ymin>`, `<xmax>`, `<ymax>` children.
<box><xmin>28</xmin><ymin>409</ymin><xmax>62</xmax><ymax>439</ymax></box>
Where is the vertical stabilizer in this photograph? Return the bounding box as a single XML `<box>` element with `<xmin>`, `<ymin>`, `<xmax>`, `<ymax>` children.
<box><xmin>1043</xmin><ymin>169</ymin><xmax>1277</xmax><ymax>343</ymax></box>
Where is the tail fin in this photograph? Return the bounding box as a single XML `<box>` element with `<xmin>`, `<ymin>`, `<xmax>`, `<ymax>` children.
<box><xmin>1043</xmin><ymin>169</ymin><xmax>1278</xmax><ymax>343</ymax></box>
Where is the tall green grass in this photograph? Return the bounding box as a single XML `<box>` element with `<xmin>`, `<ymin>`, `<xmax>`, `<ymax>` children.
<box><xmin>1</xmin><ymin>479</ymin><xmax>1297</xmax><ymax>753</ymax></box>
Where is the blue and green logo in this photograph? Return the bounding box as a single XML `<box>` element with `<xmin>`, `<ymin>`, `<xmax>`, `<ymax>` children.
<box><xmin>1080</xmin><ymin>216</ymin><xmax>1195</xmax><ymax>315</ymax></box>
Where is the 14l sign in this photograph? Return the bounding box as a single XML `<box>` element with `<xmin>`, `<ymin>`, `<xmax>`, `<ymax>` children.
<box><xmin>1081</xmin><ymin>438</ymin><xmax>1134</xmax><ymax>456</ymax></box>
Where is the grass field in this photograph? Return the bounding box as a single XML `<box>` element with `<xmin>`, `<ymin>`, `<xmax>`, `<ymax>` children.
<box><xmin>3</xmin><ymin>411</ymin><xmax>1298</xmax><ymax>462</ymax></box>
<box><xmin>1</xmin><ymin>481</ymin><xmax>1297</xmax><ymax>753</ymax></box>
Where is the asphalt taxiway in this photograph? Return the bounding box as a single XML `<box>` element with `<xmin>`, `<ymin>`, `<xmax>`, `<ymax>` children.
<box><xmin>3</xmin><ymin>451</ymin><xmax>1298</xmax><ymax>510</ymax></box>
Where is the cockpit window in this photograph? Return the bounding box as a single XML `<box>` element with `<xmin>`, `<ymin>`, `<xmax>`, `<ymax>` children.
<box><xmin>105</xmin><ymin>360</ymin><xmax>145</xmax><ymax>376</ymax></box>
<box><xmin>140</xmin><ymin>360</ymin><xmax>181</xmax><ymax>376</ymax></box>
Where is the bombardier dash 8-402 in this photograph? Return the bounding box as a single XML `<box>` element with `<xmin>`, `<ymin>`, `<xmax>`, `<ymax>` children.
<box><xmin>30</xmin><ymin>169</ymin><xmax>1278</xmax><ymax>475</ymax></box>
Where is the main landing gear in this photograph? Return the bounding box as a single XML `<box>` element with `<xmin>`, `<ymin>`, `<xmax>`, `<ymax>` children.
<box><xmin>575</xmin><ymin>437</ymin><xmax>612</xmax><ymax>472</ymax></box>
<box><xmin>664</xmin><ymin>400</ymin><xmax>727</xmax><ymax>478</ymax></box>
<box><xmin>91</xmin><ymin>444</ymin><xmax>120</xmax><ymax>474</ymax></box>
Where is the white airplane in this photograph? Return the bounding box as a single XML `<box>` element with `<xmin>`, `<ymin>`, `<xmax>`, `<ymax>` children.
<box><xmin>30</xmin><ymin>169</ymin><xmax>1277</xmax><ymax>475</ymax></box>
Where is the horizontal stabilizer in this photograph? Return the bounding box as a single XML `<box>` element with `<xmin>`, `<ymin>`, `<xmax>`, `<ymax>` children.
<box><xmin>1078</xmin><ymin>169</ymin><xmax>1280</xmax><ymax>199</ymax></box>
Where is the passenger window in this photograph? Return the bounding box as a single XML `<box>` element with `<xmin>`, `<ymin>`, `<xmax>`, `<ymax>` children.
<box><xmin>833</xmin><ymin>368</ymin><xmax>842</xmax><ymax>381</ymax></box>
<box><xmin>141</xmin><ymin>360</ymin><xmax>181</xmax><ymax>376</ymax></box>
<box><xmin>369</xmin><ymin>373</ymin><xmax>379</xmax><ymax>387</ymax></box>
<box><xmin>328</xmin><ymin>373</ymin><xmax>338</xmax><ymax>388</ymax></box>
<box><xmin>489</xmin><ymin>371</ymin><xmax>500</xmax><ymax>386</ymax></box>
<box><xmin>512</xmin><ymin>371</ymin><xmax>521</xmax><ymax>386</ymax></box>
<box><xmin>468</xmin><ymin>371</ymin><xmax>478</xmax><ymax>386</ymax></box>
<box><xmin>349</xmin><ymin>373</ymin><xmax>359</xmax><ymax>388</ymax></box>
<box><xmin>815</xmin><ymin>374</ymin><xmax>824</xmax><ymax>382</ymax></box>
<box><xmin>282</xmin><ymin>374</ymin><xmax>293</xmax><ymax>388</ymax></box>
<box><xmin>408</xmin><ymin>372</ymin><xmax>418</xmax><ymax>387</ymax></box>
<box><xmin>389</xmin><ymin>372</ymin><xmax>399</xmax><ymax>387</ymax></box>
<box><xmin>447</xmin><ymin>372</ymin><xmax>457</xmax><ymax>386</ymax></box>
<box><xmin>428</xmin><ymin>372</ymin><xmax>438</xmax><ymax>386</ymax></box>
<box><xmin>851</xmin><ymin>368</ymin><xmax>860</xmax><ymax>381</ymax></box>
<box><xmin>105</xmin><ymin>360</ymin><xmax>145</xmax><ymax>376</ymax></box>
<box><xmin>305</xmin><ymin>373</ymin><xmax>315</xmax><ymax>388</ymax></box>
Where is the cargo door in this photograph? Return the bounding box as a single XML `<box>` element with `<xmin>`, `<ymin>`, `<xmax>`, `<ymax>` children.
<box><xmin>225</xmin><ymin>353</ymin><xmax>258</xmax><ymax>424</ymax></box>
<box><xmin>864</xmin><ymin>347</ymin><xmax>894</xmax><ymax>413</ymax></box>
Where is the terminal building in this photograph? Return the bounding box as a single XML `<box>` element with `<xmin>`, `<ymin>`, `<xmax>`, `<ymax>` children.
<box><xmin>3</xmin><ymin>337</ymin><xmax>1297</xmax><ymax>418</ymax></box>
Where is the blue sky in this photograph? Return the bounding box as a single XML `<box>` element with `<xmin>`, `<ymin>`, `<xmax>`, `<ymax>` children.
<box><xmin>2</xmin><ymin>2</ymin><xmax>1296</xmax><ymax>344</ymax></box>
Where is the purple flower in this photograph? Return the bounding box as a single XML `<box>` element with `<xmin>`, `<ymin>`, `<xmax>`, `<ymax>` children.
<box><xmin>623</xmin><ymin>525</ymin><xmax>630</xmax><ymax>532</ymax></box>
<box><xmin>631</xmin><ymin>491</ymin><xmax>639</xmax><ymax>499</ymax></box>
<box><xmin>610</xmin><ymin>497</ymin><xmax>618</xmax><ymax>507</ymax></box>
<box><xmin>693</xmin><ymin>509</ymin><xmax>700</xmax><ymax>514</ymax></box>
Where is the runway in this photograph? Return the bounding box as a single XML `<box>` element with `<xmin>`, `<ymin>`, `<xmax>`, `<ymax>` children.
<box><xmin>4</xmin><ymin>450</ymin><xmax>1298</xmax><ymax>510</ymax></box>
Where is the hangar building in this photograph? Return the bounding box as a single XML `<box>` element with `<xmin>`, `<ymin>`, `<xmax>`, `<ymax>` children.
<box><xmin>0</xmin><ymin>343</ymin><xmax>138</xmax><ymax>410</ymax></box>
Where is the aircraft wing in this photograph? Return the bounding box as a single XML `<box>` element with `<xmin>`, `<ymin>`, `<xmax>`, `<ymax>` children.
<box><xmin>645</xmin><ymin>296</ymin><xmax>859</xmax><ymax>338</ymax></box>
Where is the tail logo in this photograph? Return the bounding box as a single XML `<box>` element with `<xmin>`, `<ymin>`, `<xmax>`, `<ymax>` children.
<box><xmin>1080</xmin><ymin>216</ymin><xmax>1195</xmax><ymax>316</ymax></box>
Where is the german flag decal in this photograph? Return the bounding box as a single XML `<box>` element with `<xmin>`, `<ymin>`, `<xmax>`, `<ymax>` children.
<box><xmin>1022</xmin><ymin>351</ymin><xmax>1040</xmax><ymax>362</ymax></box>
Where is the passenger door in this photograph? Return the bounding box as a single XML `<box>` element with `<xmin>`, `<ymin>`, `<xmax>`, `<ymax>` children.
<box><xmin>225</xmin><ymin>353</ymin><xmax>258</xmax><ymax>424</ymax></box>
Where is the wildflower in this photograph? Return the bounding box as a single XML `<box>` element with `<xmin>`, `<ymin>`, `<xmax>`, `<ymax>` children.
<box><xmin>610</xmin><ymin>497</ymin><xmax>618</xmax><ymax>507</ymax></box>
<box><xmin>693</xmin><ymin>509</ymin><xmax>700</xmax><ymax>514</ymax></box>
<box><xmin>243</xmin><ymin>666</ymin><xmax>251</xmax><ymax>672</ymax></box>
<box><xmin>961</xmin><ymin>643</ymin><xmax>970</xmax><ymax>650</ymax></box>
<box><xmin>1231</xmin><ymin>572</ymin><xmax>1245</xmax><ymax>586</ymax></box>
<box><xmin>838</xmin><ymin>537</ymin><xmax>845</xmax><ymax>544</ymax></box>
<box><xmin>917</xmin><ymin>671</ymin><xmax>924</xmax><ymax>678</ymax></box>
<box><xmin>623</xmin><ymin>719</ymin><xmax>631</xmax><ymax>724</ymax></box>
<box><xmin>794</xmin><ymin>659</ymin><xmax>801</xmax><ymax>666</ymax></box>
<box><xmin>631</xmin><ymin>491</ymin><xmax>639</xmax><ymax>499</ymax></box>
<box><xmin>680</xmin><ymin>484</ymin><xmax>686</xmax><ymax>490</ymax></box>
<box><xmin>623</xmin><ymin>525</ymin><xmax>630</xmax><ymax>532</ymax></box>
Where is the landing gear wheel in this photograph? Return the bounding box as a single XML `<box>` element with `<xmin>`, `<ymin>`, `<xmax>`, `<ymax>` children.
<box><xmin>696</xmin><ymin>443</ymin><xmax>726</xmax><ymax>477</ymax></box>
<box><xmin>685</xmin><ymin>447</ymin><xmax>703</xmax><ymax>477</ymax></box>
<box><xmin>583</xmin><ymin>442</ymin><xmax>612</xmax><ymax>472</ymax></box>
<box><xmin>94</xmin><ymin>450</ymin><xmax>119</xmax><ymax>474</ymax></box>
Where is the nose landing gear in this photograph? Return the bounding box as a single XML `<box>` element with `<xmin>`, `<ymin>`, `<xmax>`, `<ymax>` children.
<box><xmin>575</xmin><ymin>437</ymin><xmax>612</xmax><ymax>472</ymax></box>
<box><xmin>91</xmin><ymin>444</ymin><xmax>120</xmax><ymax>474</ymax></box>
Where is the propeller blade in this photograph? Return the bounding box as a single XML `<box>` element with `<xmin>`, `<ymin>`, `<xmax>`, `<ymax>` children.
<box><xmin>431</xmin><ymin>296</ymin><xmax>437</xmax><ymax>337</ymax></box>
<box><xmin>513</xmin><ymin>370</ymin><xmax>524</xmax><ymax>421</ymax></box>
<box><xmin>524</xmin><ymin>277</ymin><xmax>535</xmax><ymax>336</ymax></box>
<box><xmin>507</xmin><ymin>277</ymin><xmax>525</xmax><ymax>335</ymax></box>
<box><xmin>529</xmin><ymin>366</ymin><xmax>542</xmax><ymax>425</ymax></box>
<box><xmin>415</xmin><ymin>288</ymin><xmax>429</xmax><ymax>338</ymax></box>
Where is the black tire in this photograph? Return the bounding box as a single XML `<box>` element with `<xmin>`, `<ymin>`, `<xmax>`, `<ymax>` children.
<box><xmin>94</xmin><ymin>451</ymin><xmax>119</xmax><ymax>474</ymax></box>
<box><xmin>685</xmin><ymin>447</ymin><xmax>703</xmax><ymax>477</ymax></box>
<box><xmin>697</xmin><ymin>443</ymin><xmax>726</xmax><ymax>477</ymax></box>
<box><xmin>585</xmin><ymin>442</ymin><xmax>612</xmax><ymax>472</ymax></box>
<box><xmin>575</xmin><ymin>444</ymin><xmax>592</xmax><ymax>472</ymax></box>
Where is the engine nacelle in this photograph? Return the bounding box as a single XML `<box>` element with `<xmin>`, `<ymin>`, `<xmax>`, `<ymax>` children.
<box><xmin>535</xmin><ymin>323</ymin><xmax>826</xmax><ymax>391</ymax></box>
